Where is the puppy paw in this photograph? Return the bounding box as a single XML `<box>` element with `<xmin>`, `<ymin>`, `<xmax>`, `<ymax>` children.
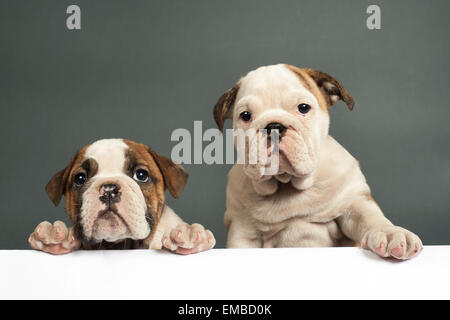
<box><xmin>162</xmin><ymin>223</ymin><xmax>216</xmax><ymax>255</ymax></box>
<box><xmin>28</xmin><ymin>221</ymin><xmax>80</xmax><ymax>255</ymax></box>
<box><xmin>361</xmin><ymin>226</ymin><xmax>423</xmax><ymax>260</ymax></box>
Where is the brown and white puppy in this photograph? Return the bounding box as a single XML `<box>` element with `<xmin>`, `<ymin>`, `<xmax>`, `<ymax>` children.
<box><xmin>28</xmin><ymin>138</ymin><xmax>215</xmax><ymax>255</ymax></box>
<box><xmin>214</xmin><ymin>64</ymin><xmax>422</xmax><ymax>260</ymax></box>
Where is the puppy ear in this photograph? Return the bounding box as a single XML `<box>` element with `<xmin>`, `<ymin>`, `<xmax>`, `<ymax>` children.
<box><xmin>45</xmin><ymin>153</ymin><xmax>78</xmax><ymax>206</ymax></box>
<box><xmin>213</xmin><ymin>83</ymin><xmax>240</xmax><ymax>132</ymax></box>
<box><xmin>147</xmin><ymin>148</ymin><xmax>188</xmax><ymax>199</ymax></box>
<box><xmin>303</xmin><ymin>68</ymin><xmax>355</xmax><ymax>110</ymax></box>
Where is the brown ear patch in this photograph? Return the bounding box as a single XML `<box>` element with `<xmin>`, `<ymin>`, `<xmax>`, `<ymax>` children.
<box><xmin>123</xmin><ymin>140</ymin><xmax>188</xmax><ymax>199</ymax></box>
<box><xmin>45</xmin><ymin>149</ymin><xmax>85</xmax><ymax>206</ymax></box>
<box><xmin>286</xmin><ymin>65</ymin><xmax>355</xmax><ymax>111</ymax></box>
<box><xmin>147</xmin><ymin>148</ymin><xmax>188</xmax><ymax>199</ymax></box>
<box><xmin>213</xmin><ymin>83</ymin><xmax>240</xmax><ymax>132</ymax></box>
<box><xmin>45</xmin><ymin>168</ymin><xmax>68</xmax><ymax>206</ymax></box>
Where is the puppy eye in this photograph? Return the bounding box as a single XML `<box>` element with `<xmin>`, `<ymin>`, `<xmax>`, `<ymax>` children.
<box><xmin>73</xmin><ymin>173</ymin><xmax>87</xmax><ymax>186</ymax></box>
<box><xmin>133</xmin><ymin>169</ymin><xmax>149</xmax><ymax>183</ymax></box>
<box><xmin>239</xmin><ymin>111</ymin><xmax>252</xmax><ymax>122</ymax></box>
<box><xmin>298</xmin><ymin>103</ymin><xmax>311</xmax><ymax>114</ymax></box>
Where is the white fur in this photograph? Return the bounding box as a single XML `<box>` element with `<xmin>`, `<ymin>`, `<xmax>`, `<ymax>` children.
<box><xmin>147</xmin><ymin>206</ymin><xmax>183</xmax><ymax>249</ymax></box>
<box><xmin>224</xmin><ymin>65</ymin><xmax>423</xmax><ymax>260</ymax></box>
<box><xmin>84</xmin><ymin>139</ymin><xmax>128</xmax><ymax>177</ymax></box>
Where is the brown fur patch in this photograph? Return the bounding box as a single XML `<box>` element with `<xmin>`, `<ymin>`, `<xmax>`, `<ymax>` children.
<box><xmin>123</xmin><ymin>140</ymin><xmax>188</xmax><ymax>245</ymax></box>
<box><xmin>124</xmin><ymin>140</ymin><xmax>188</xmax><ymax>244</ymax></box>
<box><xmin>45</xmin><ymin>144</ymin><xmax>91</xmax><ymax>225</ymax></box>
<box><xmin>213</xmin><ymin>83</ymin><xmax>240</xmax><ymax>131</ymax></box>
<box><xmin>45</xmin><ymin>145</ymin><xmax>87</xmax><ymax>207</ymax></box>
<box><xmin>146</xmin><ymin>147</ymin><xmax>189</xmax><ymax>199</ymax></box>
<box><xmin>123</xmin><ymin>140</ymin><xmax>167</xmax><ymax>227</ymax></box>
<box><xmin>63</xmin><ymin>146</ymin><xmax>93</xmax><ymax>225</ymax></box>
<box><xmin>286</xmin><ymin>64</ymin><xmax>355</xmax><ymax>111</ymax></box>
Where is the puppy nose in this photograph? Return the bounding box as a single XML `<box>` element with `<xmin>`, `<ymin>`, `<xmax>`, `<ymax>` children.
<box><xmin>99</xmin><ymin>184</ymin><xmax>120</xmax><ymax>205</ymax></box>
<box><xmin>265</xmin><ymin>123</ymin><xmax>286</xmax><ymax>135</ymax></box>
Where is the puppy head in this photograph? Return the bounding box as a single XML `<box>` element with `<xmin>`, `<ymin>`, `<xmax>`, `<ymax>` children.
<box><xmin>213</xmin><ymin>64</ymin><xmax>354</xmax><ymax>179</ymax></box>
<box><xmin>45</xmin><ymin>139</ymin><xmax>188</xmax><ymax>244</ymax></box>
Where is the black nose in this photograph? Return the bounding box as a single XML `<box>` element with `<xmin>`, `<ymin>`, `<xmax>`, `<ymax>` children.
<box><xmin>99</xmin><ymin>184</ymin><xmax>121</xmax><ymax>205</ymax></box>
<box><xmin>265</xmin><ymin>123</ymin><xmax>286</xmax><ymax>136</ymax></box>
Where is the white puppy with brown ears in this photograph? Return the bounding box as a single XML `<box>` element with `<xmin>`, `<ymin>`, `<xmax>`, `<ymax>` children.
<box><xmin>28</xmin><ymin>138</ymin><xmax>215</xmax><ymax>254</ymax></box>
<box><xmin>213</xmin><ymin>64</ymin><xmax>422</xmax><ymax>260</ymax></box>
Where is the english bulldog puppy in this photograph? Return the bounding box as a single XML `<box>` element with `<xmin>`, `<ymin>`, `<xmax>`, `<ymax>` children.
<box><xmin>28</xmin><ymin>139</ymin><xmax>215</xmax><ymax>254</ymax></box>
<box><xmin>213</xmin><ymin>64</ymin><xmax>422</xmax><ymax>260</ymax></box>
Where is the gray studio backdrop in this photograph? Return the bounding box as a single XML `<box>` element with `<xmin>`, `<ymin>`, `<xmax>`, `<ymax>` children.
<box><xmin>1</xmin><ymin>0</ymin><xmax>449</xmax><ymax>249</ymax></box>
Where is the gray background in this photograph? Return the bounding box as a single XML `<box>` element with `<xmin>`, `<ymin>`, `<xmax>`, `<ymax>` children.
<box><xmin>0</xmin><ymin>0</ymin><xmax>449</xmax><ymax>249</ymax></box>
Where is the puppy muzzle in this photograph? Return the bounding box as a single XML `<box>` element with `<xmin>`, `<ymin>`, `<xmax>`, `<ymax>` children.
<box><xmin>78</xmin><ymin>176</ymin><xmax>150</xmax><ymax>243</ymax></box>
<box><xmin>239</xmin><ymin>110</ymin><xmax>320</xmax><ymax>183</ymax></box>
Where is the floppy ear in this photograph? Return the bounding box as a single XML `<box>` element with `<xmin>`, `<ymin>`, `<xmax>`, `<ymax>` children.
<box><xmin>303</xmin><ymin>68</ymin><xmax>355</xmax><ymax>110</ymax></box>
<box><xmin>213</xmin><ymin>83</ymin><xmax>240</xmax><ymax>132</ymax></box>
<box><xmin>45</xmin><ymin>153</ymin><xmax>78</xmax><ymax>206</ymax></box>
<box><xmin>147</xmin><ymin>148</ymin><xmax>188</xmax><ymax>199</ymax></box>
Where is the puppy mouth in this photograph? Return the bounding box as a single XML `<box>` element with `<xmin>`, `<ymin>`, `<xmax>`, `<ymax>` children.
<box><xmin>86</xmin><ymin>205</ymin><xmax>133</xmax><ymax>243</ymax></box>
<box><xmin>95</xmin><ymin>207</ymin><xmax>130</xmax><ymax>230</ymax></box>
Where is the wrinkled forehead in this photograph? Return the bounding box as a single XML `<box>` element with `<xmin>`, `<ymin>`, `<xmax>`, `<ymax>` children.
<box><xmin>236</xmin><ymin>64</ymin><xmax>316</xmax><ymax>107</ymax></box>
<box><xmin>84</xmin><ymin>139</ymin><xmax>128</xmax><ymax>176</ymax></box>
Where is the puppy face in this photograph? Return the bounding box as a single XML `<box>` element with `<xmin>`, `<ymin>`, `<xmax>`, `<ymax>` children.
<box><xmin>45</xmin><ymin>139</ymin><xmax>188</xmax><ymax>244</ymax></box>
<box><xmin>214</xmin><ymin>64</ymin><xmax>354</xmax><ymax>179</ymax></box>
